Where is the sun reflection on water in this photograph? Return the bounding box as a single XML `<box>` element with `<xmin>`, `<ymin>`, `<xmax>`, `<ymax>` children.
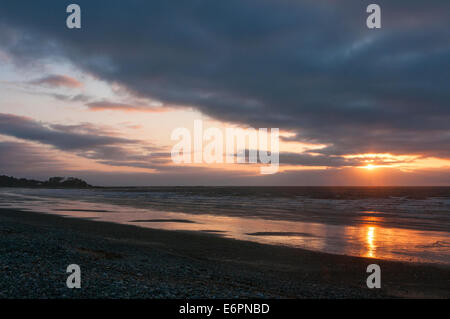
<box><xmin>2</xmin><ymin>190</ymin><xmax>450</xmax><ymax>264</ymax></box>
<box><xmin>366</xmin><ymin>226</ymin><xmax>376</xmax><ymax>258</ymax></box>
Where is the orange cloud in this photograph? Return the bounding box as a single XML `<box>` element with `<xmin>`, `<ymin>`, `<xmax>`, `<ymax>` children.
<box><xmin>30</xmin><ymin>75</ymin><xmax>83</xmax><ymax>88</ymax></box>
<box><xmin>86</xmin><ymin>101</ymin><xmax>171</xmax><ymax>113</ymax></box>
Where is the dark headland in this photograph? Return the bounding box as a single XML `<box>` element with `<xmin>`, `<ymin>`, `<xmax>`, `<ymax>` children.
<box><xmin>0</xmin><ymin>175</ymin><xmax>92</xmax><ymax>188</ymax></box>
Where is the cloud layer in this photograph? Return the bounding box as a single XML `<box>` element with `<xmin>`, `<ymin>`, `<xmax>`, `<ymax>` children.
<box><xmin>0</xmin><ymin>113</ymin><xmax>168</xmax><ymax>170</ymax></box>
<box><xmin>0</xmin><ymin>1</ymin><xmax>449</xmax><ymax>184</ymax></box>
<box><xmin>30</xmin><ymin>75</ymin><xmax>82</xmax><ymax>88</ymax></box>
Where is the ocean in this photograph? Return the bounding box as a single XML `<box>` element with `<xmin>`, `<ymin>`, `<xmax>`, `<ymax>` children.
<box><xmin>1</xmin><ymin>186</ymin><xmax>449</xmax><ymax>265</ymax></box>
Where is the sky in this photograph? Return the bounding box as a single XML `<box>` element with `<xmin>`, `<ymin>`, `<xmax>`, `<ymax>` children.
<box><xmin>0</xmin><ymin>0</ymin><xmax>449</xmax><ymax>186</ymax></box>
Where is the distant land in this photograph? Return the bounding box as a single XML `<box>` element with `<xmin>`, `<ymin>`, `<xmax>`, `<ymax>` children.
<box><xmin>0</xmin><ymin>175</ymin><xmax>92</xmax><ymax>188</ymax></box>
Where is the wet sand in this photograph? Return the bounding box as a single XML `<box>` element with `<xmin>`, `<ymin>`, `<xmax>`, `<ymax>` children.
<box><xmin>2</xmin><ymin>188</ymin><xmax>449</xmax><ymax>264</ymax></box>
<box><xmin>0</xmin><ymin>208</ymin><xmax>449</xmax><ymax>298</ymax></box>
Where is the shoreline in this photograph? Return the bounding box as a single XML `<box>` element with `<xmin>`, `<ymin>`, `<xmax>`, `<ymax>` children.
<box><xmin>0</xmin><ymin>208</ymin><xmax>449</xmax><ymax>298</ymax></box>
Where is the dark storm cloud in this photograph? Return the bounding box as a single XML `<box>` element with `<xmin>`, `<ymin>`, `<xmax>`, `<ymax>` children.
<box><xmin>242</xmin><ymin>150</ymin><xmax>410</xmax><ymax>167</ymax></box>
<box><xmin>79</xmin><ymin>146</ymin><xmax>172</xmax><ymax>170</ymax></box>
<box><xmin>1</xmin><ymin>0</ymin><xmax>449</xmax><ymax>158</ymax></box>
<box><xmin>0</xmin><ymin>113</ymin><xmax>136</xmax><ymax>150</ymax></box>
<box><xmin>0</xmin><ymin>113</ymin><xmax>171</xmax><ymax>170</ymax></box>
<box><xmin>85</xmin><ymin>101</ymin><xmax>170</xmax><ymax>112</ymax></box>
<box><xmin>0</xmin><ymin>140</ymin><xmax>66</xmax><ymax>172</ymax></box>
<box><xmin>279</xmin><ymin>152</ymin><xmax>361</xmax><ymax>167</ymax></box>
<box><xmin>240</xmin><ymin>149</ymin><xmax>361</xmax><ymax>167</ymax></box>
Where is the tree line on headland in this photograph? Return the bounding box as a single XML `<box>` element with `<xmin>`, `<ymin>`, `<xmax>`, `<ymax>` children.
<box><xmin>0</xmin><ymin>175</ymin><xmax>92</xmax><ymax>188</ymax></box>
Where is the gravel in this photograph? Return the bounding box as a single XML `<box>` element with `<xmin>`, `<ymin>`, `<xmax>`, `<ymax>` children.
<box><xmin>0</xmin><ymin>208</ymin><xmax>448</xmax><ymax>299</ymax></box>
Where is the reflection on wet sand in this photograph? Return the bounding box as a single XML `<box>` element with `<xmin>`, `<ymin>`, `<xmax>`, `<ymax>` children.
<box><xmin>246</xmin><ymin>232</ymin><xmax>315</xmax><ymax>237</ymax></box>
<box><xmin>361</xmin><ymin>216</ymin><xmax>381</xmax><ymax>258</ymax></box>
<box><xmin>366</xmin><ymin>227</ymin><xmax>376</xmax><ymax>258</ymax></box>
<box><xmin>1</xmin><ymin>191</ymin><xmax>449</xmax><ymax>265</ymax></box>
<box><xmin>129</xmin><ymin>219</ymin><xmax>197</xmax><ymax>223</ymax></box>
